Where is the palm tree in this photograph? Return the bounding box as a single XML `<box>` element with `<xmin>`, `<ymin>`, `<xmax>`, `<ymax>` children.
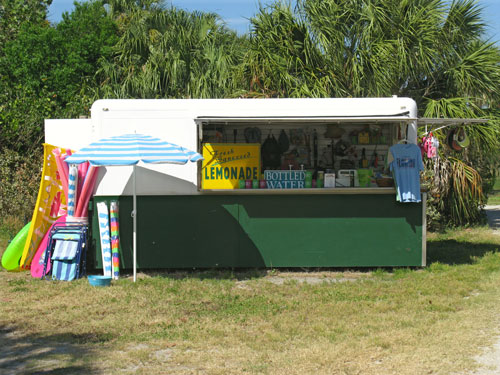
<box><xmin>98</xmin><ymin>0</ymin><xmax>246</xmax><ymax>99</ymax></box>
<box><xmin>244</xmin><ymin>0</ymin><xmax>500</xmax><ymax>227</ymax></box>
<box><xmin>243</xmin><ymin>2</ymin><xmax>333</xmax><ymax>97</ymax></box>
<box><xmin>95</xmin><ymin>0</ymin><xmax>499</xmax><ymax>226</ymax></box>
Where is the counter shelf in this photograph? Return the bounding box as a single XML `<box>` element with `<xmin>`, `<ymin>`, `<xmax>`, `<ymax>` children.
<box><xmin>201</xmin><ymin>187</ymin><xmax>396</xmax><ymax>195</ymax></box>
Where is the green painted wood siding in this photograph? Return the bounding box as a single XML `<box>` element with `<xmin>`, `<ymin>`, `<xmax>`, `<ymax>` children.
<box><xmin>90</xmin><ymin>194</ymin><xmax>423</xmax><ymax>269</ymax></box>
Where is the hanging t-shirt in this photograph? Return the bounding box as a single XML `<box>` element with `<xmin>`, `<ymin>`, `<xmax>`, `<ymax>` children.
<box><xmin>389</xmin><ymin>143</ymin><xmax>424</xmax><ymax>203</ymax></box>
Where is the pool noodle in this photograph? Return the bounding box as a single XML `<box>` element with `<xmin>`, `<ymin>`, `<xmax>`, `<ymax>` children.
<box><xmin>77</xmin><ymin>162</ymin><xmax>88</xmax><ymax>199</ymax></box>
<box><xmin>75</xmin><ymin>167</ymin><xmax>98</xmax><ymax>218</ymax></box>
<box><xmin>81</xmin><ymin>168</ymin><xmax>98</xmax><ymax>218</ymax></box>
<box><xmin>75</xmin><ymin>166</ymin><xmax>97</xmax><ymax>217</ymax></box>
<box><xmin>54</xmin><ymin>148</ymin><xmax>69</xmax><ymax>179</ymax></box>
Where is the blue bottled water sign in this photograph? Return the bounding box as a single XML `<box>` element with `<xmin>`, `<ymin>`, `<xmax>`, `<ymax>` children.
<box><xmin>264</xmin><ymin>170</ymin><xmax>306</xmax><ymax>189</ymax></box>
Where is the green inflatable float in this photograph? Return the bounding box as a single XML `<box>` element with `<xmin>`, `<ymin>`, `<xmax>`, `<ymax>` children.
<box><xmin>1</xmin><ymin>222</ymin><xmax>31</xmax><ymax>271</ymax></box>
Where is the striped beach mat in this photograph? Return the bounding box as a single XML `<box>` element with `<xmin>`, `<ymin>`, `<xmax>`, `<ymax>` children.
<box><xmin>97</xmin><ymin>202</ymin><xmax>112</xmax><ymax>277</ymax></box>
<box><xmin>110</xmin><ymin>201</ymin><xmax>120</xmax><ymax>280</ymax></box>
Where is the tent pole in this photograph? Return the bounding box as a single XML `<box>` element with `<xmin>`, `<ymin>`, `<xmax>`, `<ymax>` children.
<box><xmin>133</xmin><ymin>165</ymin><xmax>137</xmax><ymax>283</ymax></box>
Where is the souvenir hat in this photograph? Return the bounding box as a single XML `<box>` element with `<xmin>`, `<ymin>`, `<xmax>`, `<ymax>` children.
<box><xmin>324</xmin><ymin>124</ymin><xmax>345</xmax><ymax>139</ymax></box>
<box><xmin>447</xmin><ymin>129</ymin><xmax>463</xmax><ymax>151</ymax></box>
<box><xmin>453</xmin><ymin>128</ymin><xmax>470</xmax><ymax>148</ymax></box>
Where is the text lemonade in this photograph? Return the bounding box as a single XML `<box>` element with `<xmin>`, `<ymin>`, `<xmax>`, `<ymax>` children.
<box><xmin>202</xmin><ymin>144</ymin><xmax>260</xmax><ymax>189</ymax></box>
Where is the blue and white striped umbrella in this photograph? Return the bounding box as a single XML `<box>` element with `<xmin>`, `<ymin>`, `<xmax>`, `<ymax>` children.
<box><xmin>66</xmin><ymin>134</ymin><xmax>203</xmax><ymax>166</ymax></box>
<box><xmin>65</xmin><ymin>133</ymin><xmax>203</xmax><ymax>282</ymax></box>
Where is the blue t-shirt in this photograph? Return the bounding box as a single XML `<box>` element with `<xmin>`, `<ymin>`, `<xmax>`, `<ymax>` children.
<box><xmin>389</xmin><ymin>144</ymin><xmax>424</xmax><ymax>203</ymax></box>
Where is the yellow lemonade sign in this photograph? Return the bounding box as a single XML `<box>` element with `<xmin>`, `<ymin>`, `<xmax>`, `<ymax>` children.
<box><xmin>202</xmin><ymin>143</ymin><xmax>260</xmax><ymax>189</ymax></box>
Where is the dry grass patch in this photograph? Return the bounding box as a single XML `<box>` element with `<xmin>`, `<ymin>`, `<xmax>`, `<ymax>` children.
<box><xmin>2</xmin><ymin>227</ymin><xmax>500</xmax><ymax>374</ymax></box>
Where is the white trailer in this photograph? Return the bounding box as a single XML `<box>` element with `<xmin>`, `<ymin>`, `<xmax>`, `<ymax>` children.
<box><xmin>45</xmin><ymin>97</ymin><xmax>426</xmax><ymax>269</ymax></box>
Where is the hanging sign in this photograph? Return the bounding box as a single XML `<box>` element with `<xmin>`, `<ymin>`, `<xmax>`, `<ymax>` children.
<box><xmin>264</xmin><ymin>170</ymin><xmax>306</xmax><ymax>189</ymax></box>
<box><xmin>202</xmin><ymin>143</ymin><xmax>260</xmax><ymax>189</ymax></box>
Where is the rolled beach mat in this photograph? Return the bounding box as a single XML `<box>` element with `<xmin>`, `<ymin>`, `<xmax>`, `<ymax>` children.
<box><xmin>110</xmin><ymin>201</ymin><xmax>120</xmax><ymax>280</ymax></box>
<box><xmin>67</xmin><ymin>164</ymin><xmax>78</xmax><ymax>217</ymax></box>
<box><xmin>97</xmin><ymin>202</ymin><xmax>112</xmax><ymax>277</ymax></box>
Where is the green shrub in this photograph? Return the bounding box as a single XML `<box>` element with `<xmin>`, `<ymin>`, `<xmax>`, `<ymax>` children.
<box><xmin>0</xmin><ymin>148</ymin><xmax>42</xmax><ymax>223</ymax></box>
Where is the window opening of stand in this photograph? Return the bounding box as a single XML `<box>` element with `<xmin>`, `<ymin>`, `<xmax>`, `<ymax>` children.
<box><xmin>197</xmin><ymin>116</ymin><xmax>415</xmax><ymax>191</ymax></box>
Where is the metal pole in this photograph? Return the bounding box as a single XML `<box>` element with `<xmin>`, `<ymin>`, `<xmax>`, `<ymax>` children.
<box><xmin>133</xmin><ymin>165</ymin><xmax>137</xmax><ymax>282</ymax></box>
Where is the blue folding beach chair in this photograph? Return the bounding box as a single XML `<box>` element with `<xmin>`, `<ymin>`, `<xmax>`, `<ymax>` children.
<box><xmin>41</xmin><ymin>222</ymin><xmax>88</xmax><ymax>281</ymax></box>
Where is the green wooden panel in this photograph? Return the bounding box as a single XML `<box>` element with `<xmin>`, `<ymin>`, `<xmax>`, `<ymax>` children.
<box><xmin>235</xmin><ymin>195</ymin><xmax>422</xmax><ymax>267</ymax></box>
<box><xmin>90</xmin><ymin>194</ymin><xmax>423</xmax><ymax>269</ymax></box>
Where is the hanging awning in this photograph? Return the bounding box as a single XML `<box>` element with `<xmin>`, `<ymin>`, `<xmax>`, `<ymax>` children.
<box><xmin>417</xmin><ymin>118</ymin><xmax>489</xmax><ymax>127</ymax></box>
<box><xmin>195</xmin><ymin>114</ymin><xmax>489</xmax><ymax>131</ymax></box>
<box><xmin>195</xmin><ymin>112</ymin><xmax>416</xmax><ymax>125</ymax></box>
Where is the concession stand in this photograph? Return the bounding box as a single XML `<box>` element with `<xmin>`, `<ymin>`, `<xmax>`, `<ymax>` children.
<box><xmin>45</xmin><ymin>97</ymin><xmax>428</xmax><ymax>269</ymax></box>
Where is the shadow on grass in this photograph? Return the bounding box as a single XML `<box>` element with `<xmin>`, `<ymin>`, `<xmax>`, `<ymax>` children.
<box><xmin>0</xmin><ymin>324</ymin><xmax>99</xmax><ymax>375</ymax></box>
<box><xmin>107</xmin><ymin>268</ymin><xmax>269</xmax><ymax>281</ymax></box>
<box><xmin>427</xmin><ymin>239</ymin><xmax>500</xmax><ymax>265</ymax></box>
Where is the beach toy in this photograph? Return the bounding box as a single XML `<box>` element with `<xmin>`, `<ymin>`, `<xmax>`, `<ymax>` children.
<box><xmin>75</xmin><ymin>166</ymin><xmax>98</xmax><ymax>218</ymax></box>
<box><xmin>110</xmin><ymin>201</ymin><xmax>120</xmax><ymax>280</ymax></box>
<box><xmin>67</xmin><ymin>164</ymin><xmax>78</xmax><ymax>217</ymax></box>
<box><xmin>2</xmin><ymin>222</ymin><xmax>31</xmax><ymax>271</ymax></box>
<box><xmin>30</xmin><ymin>215</ymin><xmax>67</xmax><ymax>278</ymax></box>
<box><xmin>97</xmin><ymin>202</ymin><xmax>112</xmax><ymax>277</ymax></box>
<box><xmin>88</xmin><ymin>275</ymin><xmax>112</xmax><ymax>287</ymax></box>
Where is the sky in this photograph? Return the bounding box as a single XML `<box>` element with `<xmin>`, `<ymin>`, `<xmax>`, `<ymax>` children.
<box><xmin>47</xmin><ymin>0</ymin><xmax>500</xmax><ymax>41</ymax></box>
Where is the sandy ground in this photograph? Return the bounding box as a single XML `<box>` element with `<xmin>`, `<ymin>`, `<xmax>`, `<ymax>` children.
<box><xmin>485</xmin><ymin>205</ymin><xmax>500</xmax><ymax>233</ymax></box>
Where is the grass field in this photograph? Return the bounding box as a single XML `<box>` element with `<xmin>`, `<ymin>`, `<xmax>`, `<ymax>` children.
<box><xmin>2</xmin><ymin>226</ymin><xmax>500</xmax><ymax>374</ymax></box>
<box><xmin>488</xmin><ymin>191</ymin><xmax>500</xmax><ymax>205</ymax></box>
<box><xmin>487</xmin><ymin>178</ymin><xmax>500</xmax><ymax>205</ymax></box>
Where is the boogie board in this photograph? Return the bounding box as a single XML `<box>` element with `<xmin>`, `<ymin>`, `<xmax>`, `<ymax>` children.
<box><xmin>30</xmin><ymin>215</ymin><xmax>67</xmax><ymax>278</ymax></box>
<box><xmin>1</xmin><ymin>222</ymin><xmax>31</xmax><ymax>271</ymax></box>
